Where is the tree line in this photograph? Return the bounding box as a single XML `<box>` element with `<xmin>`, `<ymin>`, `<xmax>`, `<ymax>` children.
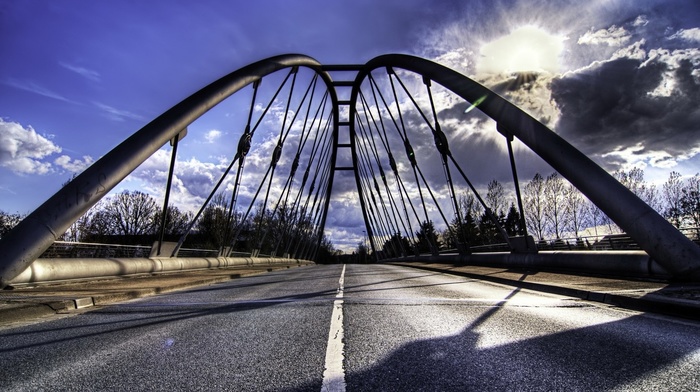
<box><xmin>376</xmin><ymin>169</ymin><xmax>700</xmax><ymax>257</ymax></box>
<box><xmin>2</xmin><ymin>168</ymin><xmax>699</xmax><ymax>258</ymax></box>
<box><xmin>0</xmin><ymin>189</ymin><xmax>336</xmax><ymax>261</ymax></box>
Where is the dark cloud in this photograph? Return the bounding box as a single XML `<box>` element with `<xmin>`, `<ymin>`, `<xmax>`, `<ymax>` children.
<box><xmin>550</xmin><ymin>55</ymin><xmax>700</xmax><ymax>170</ymax></box>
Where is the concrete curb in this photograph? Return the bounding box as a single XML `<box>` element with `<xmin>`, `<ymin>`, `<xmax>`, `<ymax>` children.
<box><xmin>394</xmin><ymin>262</ymin><xmax>700</xmax><ymax>320</ymax></box>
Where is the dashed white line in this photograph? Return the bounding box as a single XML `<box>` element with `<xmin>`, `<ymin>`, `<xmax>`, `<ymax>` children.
<box><xmin>321</xmin><ymin>264</ymin><xmax>346</xmax><ymax>392</ymax></box>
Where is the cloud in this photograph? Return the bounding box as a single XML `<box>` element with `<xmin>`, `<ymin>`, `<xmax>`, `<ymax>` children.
<box><xmin>550</xmin><ymin>47</ymin><xmax>700</xmax><ymax>171</ymax></box>
<box><xmin>432</xmin><ymin>47</ymin><xmax>472</xmax><ymax>75</ymax></box>
<box><xmin>611</xmin><ymin>39</ymin><xmax>647</xmax><ymax>61</ymax></box>
<box><xmin>59</xmin><ymin>62</ymin><xmax>101</xmax><ymax>82</ymax></box>
<box><xmin>632</xmin><ymin>15</ymin><xmax>649</xmax><ymax>28</ymax></box>
<box><xmin>669</xmin><ymin>28</ymin><xmax>700</xmax><ymax>43</ymax></box>
<box><xmin>54</xmin><ymin>155</ymin><xmax>94</xmax><ymax>173</ymax></box>
<box><xmin>0</xmin><ymin>118</ymin><xmax>62</xmax><ymax>175</ymax></box>
<box><xmin>3</xmin><ymin>78</ymin><xmax>76</xmax><ymax>103</ymax></box>
<box><xmin>204</xmin><ymin>129</ymin><xmax>223</xmax><ymax>143</ymax></box>
<box><xmin>578</xmin><ymin>25</ymin><xmax>631</xmax><ymax>46</ymax></box>
<box><xmin>94</xmin><ymin>102</ymin><xmax>145</xmax><ymax>122</ymax></box>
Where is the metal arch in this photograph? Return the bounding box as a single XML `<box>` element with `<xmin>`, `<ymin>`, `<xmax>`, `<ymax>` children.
<box><xmin>0</xmin><ymin>54</ymin><xmax>339</xmax><ymax>287</ymax></box>
<box><xmin>349</xmin><ymin>53</ymin><xmax>700</xmax><ymax>278</ymax></box>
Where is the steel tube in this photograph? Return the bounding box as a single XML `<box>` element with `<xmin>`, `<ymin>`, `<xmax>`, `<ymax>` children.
<box><xmin>357</xmin><ymin>54</ymin><xmax>700</xmax><ymax>278</ymax></box>
<box><xmin>0</xmin><ymin>54</ymin><xmax>334</xmax><ymax>287</ymax></box>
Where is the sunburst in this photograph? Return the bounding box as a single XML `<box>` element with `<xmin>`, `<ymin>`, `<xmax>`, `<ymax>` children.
<box><xmin>477</xmin><ymin>25</ymin><xmax>566</xmax><ymax>75</ymax></box>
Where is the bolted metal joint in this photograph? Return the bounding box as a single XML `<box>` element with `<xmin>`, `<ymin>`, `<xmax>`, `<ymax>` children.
<box><xmin>237</xmin><ymin>127</ymin><xmax>252</xmax><ymax>158</ymax></box>
<box><xmin>271</xmin><ymin>142</ymin><xmax>283</xmax><ymax>168</ymax></box>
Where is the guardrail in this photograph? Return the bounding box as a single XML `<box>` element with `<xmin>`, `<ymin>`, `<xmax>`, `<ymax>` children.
<box><xmin>37</xmin><ymin>241</ymin><xmax>285</xmax><ymax>259</ymax></box>
<box><xmin>40</xmin><ymin>241</ymin><xmax>220</xmax><ymax>259</ymax></box>
<box><xmin>467</xmin><ymin>230</ymin><xmax>700</xmax><ymax>253</ymax></box>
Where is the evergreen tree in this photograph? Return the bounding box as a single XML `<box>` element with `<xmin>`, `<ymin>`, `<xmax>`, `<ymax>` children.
<box><xmin>415</xmin><ymin>220</ymin><xmax>440</xmax><ymax>254</ymax></box>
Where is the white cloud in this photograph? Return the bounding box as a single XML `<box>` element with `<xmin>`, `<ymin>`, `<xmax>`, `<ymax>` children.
<box><xmin>0</xmin><ymin>118</ymin><xmax>62</xmax><ymax>175</ymax></box>
<box><xmin>59</xmin><ymin>62</ymin><xmax>101</xmax><ymax>82</ymax></box>
<box><xmin>3</xmin><ymin>78</ymin><xmax>76</xmax><ymax>103</ymax></box>
<box><xmin>611</xmin><ymin>39</ymin><xmax>647</xmax><ymax>61</ymax></box>
<box><xmin>94</xmin><ymin>102</ymin><xmax>144</xmax><ymax>122</ymax></box>
<box><xmin>632</xmin><ymin>15</ymin><xmax>649</xmax><ymax>28</ymax></box>
<box><xmin>578</xmin><ymin>25</ymin><xmax>631</xmax><ymax>46</ymax></box>
<box><xmin>128</xmin><ymin>149</ymin><xmax>227</xmax><ymax>211</ymax></box>
<box><xmin>54</xmin><ymin>154</ymin><xmax>94</xmax><ymax>173</ymax></box>
<box><xmin>204</xmin><ymin>129</ymin><xmax>222</xmax><ymax>143</ymax></box>
<box><xmin>433</xmin><ymin>48</ymin><xmax>472</xmax><ymax>74</ymax></box>
<box><xmin>669</xmin><ymin>28</ymin><xmax>700</xmax><ymax>43</ymax></box>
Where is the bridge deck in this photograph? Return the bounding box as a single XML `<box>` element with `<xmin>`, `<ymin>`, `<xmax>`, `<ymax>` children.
<box><xmin>2</xmin><ymin>262</ymin><xmax>699</xmax><ymax>328</ymax></box>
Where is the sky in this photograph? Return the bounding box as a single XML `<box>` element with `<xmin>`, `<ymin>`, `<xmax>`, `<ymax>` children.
<box><xmin>1</xmin><ymin>0</ymin><xmax>700</xmax><ymax>251</ymax></box>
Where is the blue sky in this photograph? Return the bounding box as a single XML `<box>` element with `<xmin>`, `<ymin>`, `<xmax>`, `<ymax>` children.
<box><xmin>1</xmin><ymin>0</ymin><xmax>700</xmax><ymax>250</ymax></box>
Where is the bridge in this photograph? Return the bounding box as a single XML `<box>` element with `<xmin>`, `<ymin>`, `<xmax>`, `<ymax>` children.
<box><xmin>1</xmin><ymin>54</ymin><xmax>698</xmax><ymax>286</ymax></box>
<box><xmin>1</xmin><ymin>54</ymin><xmax>700</xmax><ymax>391</ymax></box>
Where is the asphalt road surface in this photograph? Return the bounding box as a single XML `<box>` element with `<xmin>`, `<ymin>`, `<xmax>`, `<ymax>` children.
<box><xmin>1</xmin><ymin>264</ymin><xmax>699</xmax><ymax>391</ymax></box>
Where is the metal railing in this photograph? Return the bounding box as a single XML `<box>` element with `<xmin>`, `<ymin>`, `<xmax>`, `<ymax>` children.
<box><xmin>40</xmin><ymin>241</ymin><xmax>219</xmax><ymax>259</ymax></box>
<box><xmin>449</xmin><ymin>228</ymin><xmax>700</xmax><ymax>254</ymax></box>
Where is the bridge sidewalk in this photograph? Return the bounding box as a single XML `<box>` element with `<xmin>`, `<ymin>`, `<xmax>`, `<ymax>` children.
<box><xmin>0</xmin><ymin>263</ymin><xmax>311</xmax><ymax>327</ymax></box>
<box><xmin>391</xmin><ymin>262</ymin><xmax>700</xmax><ymax>320</ymax></box>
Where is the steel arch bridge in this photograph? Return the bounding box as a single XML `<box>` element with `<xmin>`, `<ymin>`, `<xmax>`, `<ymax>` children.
<box><xmin>1</xmin><ymin>54</ymin><xmax>699</xmax><ymax>286</ymax></box>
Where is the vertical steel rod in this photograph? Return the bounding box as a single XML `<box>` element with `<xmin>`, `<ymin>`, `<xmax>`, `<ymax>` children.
<box><xmin>157</xmin><ymin>129</ymin><xmax>182</xmax><ymax>256</ymax></box>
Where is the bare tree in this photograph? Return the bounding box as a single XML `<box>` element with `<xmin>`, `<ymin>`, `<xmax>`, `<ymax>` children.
<box><xmin>103</xmin><ymin>190</ymin><xmax>158</xmax><ymax>236</ymax></box>
<box><xmin>195</xmin><ymin>192</ymin><xmax>232</xmax><ymax>249</ymax></box>
<box><xmin>61</xmin><ymin>207</ymin><xmax>97</xmax><ymax>242</ymax></box>
<box><xmin>564</xmin><ymin>183</ymin><xmax>586</xmax><ymax>239</ymax></box>
<box><xmin>79</xmin><ymin>200</ymin><xmax>114</xmax><ymax>241</ymax></box>
<box><xmin>663</xmin><ymin>171</ymin><xmax>685</xmax><ymax>228</ymax></box>
<box><xmin>458</xmin><ymin>192</ymin><xmax>483</xmax><ymax>222</ymax></box>
<box><xmin>523</xmin><ymin>173</ymin><xmax>546</xmax><ymax>240</ymax></box>
<box><xmin>680</xmin><ymin>174</ymin><xmax>700</xmax><ymax>232</ymax></box>
<box><xmin>543</xmin><ymin>172</ymin><xmax>566</xmax><ymax>239</ymax></box>
<box><xmin>615</xmin><ymin>167</ymin><xmax>660</xmax><ymax>212</ymax></box>
<box><xmin>584</xmin><ymin>199</ymin><xmax>604</xmax><ymax>237</ymax></box>
<box><xmin>0</xmin><ymin>210</ymin><xmax>22</xmax><ymax>239</ymax></box>
<box><xmin>154</xmin><ymin>206</ymin><xmax>194</xmax><ymax>236</ymax></box>
<box><xmin>485</xmin><ymin>179</ymin><xmax>507</xmax><ymax>219</ymax></box>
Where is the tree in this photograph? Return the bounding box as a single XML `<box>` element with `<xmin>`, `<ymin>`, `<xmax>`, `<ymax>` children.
<box><xmin>103</xmin><ymin>190</ymin><xmax>159</xmax><ymax>236</ymax></box>
<box><xmin>564</xmin><ymin>183</ymin><xmax>586</xmax><ymax>239</ymax></box>
<box><xmin>381</xmin><ymin>232</ymin><xmax>411</xmax><ymax>258</ymax></box>
<box><xmin>0</xmin><ymin>210</ymin><xmax>22</xmax><ymax>239</ymax></box>
<box><xmin>615</xmin><ymin>167</ymin><xmax>660</xmax><ymax>213</ymax></box>
<box><xmin>486</xmin><ymin>179</ymin><xmax>507</xmax><ymax>219</ymax></box>
<box><xmin>61</xmin><ymin>206</ymin><xmax>100</xmax><ymax>242</ymax></box>
<box><xmin>523</xmin><ymin>173</ymin><xmax>546</xmax><ymax>240</ymax></box>
<box><xmin>415</xmin><ymin>220</ymin><xmax>440</xmax><ymax>254</ymax></box>
<box><xmin>355</xmin><ymin>240</ymin><xmax>369</xmax><ymax>262</ymax></box>
<box><xmin>479</xmin><ymin>179</ymin><xmax>509</xmax><ymax>244</ymax></box>
<box><xmin>195</xmin><ymin>192</ymin><xmax>233</xmax><ymax>249</ymax></box>
<box><xmin>444</xmin><ymin>193</ymin><xmax>481</xmax><ymax>248</ymax></box>
<box><xmin>663</xmin><ymin>171</ymin><xmax>685</xmax><ymax>228</ymax></box>
<box><xmin>478</xmin><ymin>212</ymin><xmax>501</xmax><ymax>244</ymax></box>
<box><xmin>315</xmin><ymin>234</ymin><xmax>338</xmax><ymax>263</ymax></box>
<box><xmin>680</xmin><ymin>174</ymin><xmax>700</xmax><ymax>233</ymax></box>
<box><xmin>504</xmin><ymin>204</ymin><xmax>522</xmax><ymax>236</ymax></box>
<box><xmin>154</xmin><ymin>206</ymin><xmax>194</xmax><ymax>237</ymax></box>
<box><xmin>543</xmin><ymin>172</ymin><xmax>565</xmax><ymax>239</ymax></box>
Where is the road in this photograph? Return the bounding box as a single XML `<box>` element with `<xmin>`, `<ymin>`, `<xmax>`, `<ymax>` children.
<box><xmin>1</xmin><ymin>264</ymin><xmax>699</xmax><ymax>391</ymax></box>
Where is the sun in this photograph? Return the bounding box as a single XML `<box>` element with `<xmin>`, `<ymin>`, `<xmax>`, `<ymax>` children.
<box><xmin>477</xmin><ymin>25</ymin><xmax>565</xmax><ymax>75</ymax></box>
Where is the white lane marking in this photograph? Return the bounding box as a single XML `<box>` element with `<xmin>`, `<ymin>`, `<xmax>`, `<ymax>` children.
<box><xmin>321</xmin><ymin>264</ymin><xmax>346</xmax><ymax>392</ymax></box>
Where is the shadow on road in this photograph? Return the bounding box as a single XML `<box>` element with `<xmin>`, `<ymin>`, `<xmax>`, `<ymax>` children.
<box><xmin>2</xmin><ymin>265</ymin><xmax>698</xmax><ymax>391</ymax></box>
